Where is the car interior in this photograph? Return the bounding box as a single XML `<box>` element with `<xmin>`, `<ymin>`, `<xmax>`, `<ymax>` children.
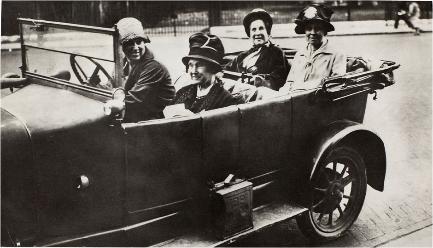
<box><xmin>15</xmin><ymin>19</ymin><xmax>396</xmax><ymax>123</ymax></box>
<box><xmin>164</xmin><ymin>51</ymin><xmax>387</xmax><ymax>119</ymax></box>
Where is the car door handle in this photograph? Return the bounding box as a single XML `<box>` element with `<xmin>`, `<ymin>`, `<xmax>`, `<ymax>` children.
<box><xmin>75</xmin><ymin>175</ymin><xmax>90</xmax><ymax>190</ymax></box>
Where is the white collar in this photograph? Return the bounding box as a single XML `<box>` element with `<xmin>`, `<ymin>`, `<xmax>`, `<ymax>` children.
<box><xmin>301</xmin><ymin>37</ymin><xmax>332</xmax><ymax>57</ymax></box>
<box><xmin>196</xmin><ymin>75</ymin><xmax>216</xmax><ymax>98</ymax></box>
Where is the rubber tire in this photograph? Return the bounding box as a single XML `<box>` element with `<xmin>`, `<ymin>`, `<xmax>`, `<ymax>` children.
<box><xmin>296</xmin><ymin>145</ymin><xmax>367</xmax><ymax>242</ymax></box>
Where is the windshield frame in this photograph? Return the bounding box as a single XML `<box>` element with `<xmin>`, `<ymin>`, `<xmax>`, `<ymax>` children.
<box><xmin>18</xmin><ymin>18</ymin><xmax>122</xmax><ymax>97</ymax></box>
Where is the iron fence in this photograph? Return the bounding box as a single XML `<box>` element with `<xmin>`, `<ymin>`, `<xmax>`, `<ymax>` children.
<box><xmin>2</xmin><ymin>1</ymin><xmax>432</xmax><ymax>37</ymax></box>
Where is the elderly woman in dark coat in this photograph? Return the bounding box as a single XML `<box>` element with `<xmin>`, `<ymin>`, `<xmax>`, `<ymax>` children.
<box><xmin>170</xmin><ymin>33</ymin><xmax>241</xmax><ymax>115</ymax></box>
<box><xmin>224</xmin><ymin>9</ymin><xmax>289</xmax><ymax>91</ymax></box>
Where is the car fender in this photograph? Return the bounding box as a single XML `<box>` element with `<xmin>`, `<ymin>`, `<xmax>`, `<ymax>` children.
<box><xmin>310</xmin><ymin>120</ymin><xmax>386</xmax><ymax>192</ymax></box>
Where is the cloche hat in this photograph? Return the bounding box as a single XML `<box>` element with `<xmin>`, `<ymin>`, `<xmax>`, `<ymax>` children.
<box><xmin>116</xmin><ymin>17</ymin><xmax>150</xmax><ymax>45</ymax></box>
<box><xmin>243</xmin><ymin>8</ymin><xmax>273</xmax><ymax>37</ymax></box>
<box><xmin>294</xmin><ymin>4</ymin><xmax>335</xmax><ymax>34</ymax></box>
<box><xmin>182</xmin><ymin>33</ymin><xmax>225</xmax><ymax>70</ymax></box>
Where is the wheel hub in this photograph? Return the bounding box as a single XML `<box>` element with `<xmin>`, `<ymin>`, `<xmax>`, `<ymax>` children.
<box><xmin>317</xmin><ymin>180</ymin><xmax>344</xmax><ymax>214</ymax></box>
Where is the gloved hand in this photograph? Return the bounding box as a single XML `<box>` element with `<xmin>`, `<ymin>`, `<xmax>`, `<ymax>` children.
<box><xmin>103</xmin><ymin>99</ymin><xmax>125</xmax><ymax>116</ymax></box>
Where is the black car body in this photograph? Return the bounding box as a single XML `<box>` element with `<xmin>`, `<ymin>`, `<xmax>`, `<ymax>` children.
<box><xmin>1</xmin><ymin>18</ymin><xmax>399</xmax><ymax>246</ymax></box>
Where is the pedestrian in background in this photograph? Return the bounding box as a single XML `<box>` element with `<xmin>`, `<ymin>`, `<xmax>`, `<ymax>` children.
<box><xmin>394</xmin><ymin>1</ymin><xmax>421</xmax><ymax>35</ymax></box>
<box><xmin>408</xmin><ymin>2</ymin><xmax>421</xmax><ymax>35</ymax></box>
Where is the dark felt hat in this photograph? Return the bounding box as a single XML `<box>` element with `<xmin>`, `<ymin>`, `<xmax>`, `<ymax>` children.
<box><xmin>243</xmin><ymin>8</ymin><xmax>273</xmax><ymax>37</ymax></box>
<box><xmin>294</xmin><ymin>4</ymin><xmax>335</xmax><ymax>34</ymax></box>
<box><xmin>182</xmin><ymin>33</ymin><xmax>225</xmax><ymax>70</ymax></box>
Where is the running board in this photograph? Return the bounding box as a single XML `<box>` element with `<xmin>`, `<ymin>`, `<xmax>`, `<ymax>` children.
<box><xmin>156</xmin><ymin>202</ymin><xmax>308</xmax><ymax>247</ymax></box>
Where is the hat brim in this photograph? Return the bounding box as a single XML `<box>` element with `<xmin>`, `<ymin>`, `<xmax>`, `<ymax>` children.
<box><xmin>294</xmin><ymin>19</ymin><xmax>335</xmax><ymax>34</ymax></box>
<box><xmin>182</xmin><ymin>55</ymin><xmax>221</xmax><ymax>69</ymax></box>
<box><xmin>243</xmin><ymin>12</ymin><xmax>273</xmax><ymax>36</ymax></box>
<box><xmin>120</xmin><ymin>35</ymin><xmax>151</xmax><ymax>45</ymax></box>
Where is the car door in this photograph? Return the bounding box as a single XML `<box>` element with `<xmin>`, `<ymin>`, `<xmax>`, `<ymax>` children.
<box><xmin>289</xmin><ymin>89</ymin><xmax>368</xmax><ymax>160</ymax></box>
<box><xmin>237</xmin><ymin>96</ymin><xmax>293</xmax><ymax>178</ymax></box>
<box><xmin>235</xmin><ymin>95</ymin><xmax>294</xmax><ymax>204</ymax></box>
<box><xmin>201</xmin><ymin>106</ymin><xmax>241</xmax><ymax>183</ymax></box>
<box><xmin>122</xmin><ymin>115</ymin><xmax>203</xmax><ymax>244</ymax></box>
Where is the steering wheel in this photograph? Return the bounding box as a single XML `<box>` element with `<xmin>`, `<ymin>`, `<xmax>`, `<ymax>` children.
<box><xmin>69</xmin><ymin>54</ymin><xmax>113</xmax><ymax>86</ymax></box>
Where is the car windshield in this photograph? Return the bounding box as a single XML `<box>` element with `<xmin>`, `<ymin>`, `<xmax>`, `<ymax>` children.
<box><xmin>21</xmin><ymin>20</ymin><xmax>116</xmax><ymax>88</ymax></box>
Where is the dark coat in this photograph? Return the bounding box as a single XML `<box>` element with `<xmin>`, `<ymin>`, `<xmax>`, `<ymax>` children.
<box><xmin>172</xmin><ymin>80</ymin><xmax>239</xmax><ymax>113</ymax></box>
<box><xmin>123</xmin><ymin>49</ymin><xmax>175</xmax><ymax>122</ymax></box>
<box><xmin>224</xmin><ymin>42</ymin><xmax>290</xmax><ymax>90</ymax></box>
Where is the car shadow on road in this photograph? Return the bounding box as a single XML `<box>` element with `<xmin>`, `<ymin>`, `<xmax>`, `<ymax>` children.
<box><xmin>228</xmin><ymin>218</ymin><xmax>363</xmax><ymax>247</ymax></box>
<box><xmin>227</xmin><ymin>219</ymin><xmax>311</xmax><ymax>247</ymax></box>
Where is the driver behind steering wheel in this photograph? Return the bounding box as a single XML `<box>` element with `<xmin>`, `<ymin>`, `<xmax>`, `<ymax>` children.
<box><xmin>114</xmin><ymin>17</ymin><xmax>175</xmax><ymax>122</ymax></box>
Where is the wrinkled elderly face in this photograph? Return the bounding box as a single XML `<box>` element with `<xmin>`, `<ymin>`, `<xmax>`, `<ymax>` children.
<box><xmin>123</xmin><ymin>38</ymin><xmax>146</xmax><ymax>62</ymax></box>
<box><xmin>305</xmin><ymin>21</ymin><xmax>327</xmax><ymax>49</ymax></box>
<box><xmin>187</xmin><ymin>59</ymin><xmax>213</xmax><ymax>85</ymax></box>
<box><xmin>249</xmin><ymin>19</ymin><xmax>270</xmax><ymax>46</ymax></box>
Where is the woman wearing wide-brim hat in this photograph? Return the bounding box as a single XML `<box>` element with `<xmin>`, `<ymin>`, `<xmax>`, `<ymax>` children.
<box><xmin>170</xmin><ymin>33</ymin><xmax>242</xmax><ymax>115</ymax></box>
<box><xmin>279</xmin><ymin>4</ymin><xmax>347</xmax><ymax>92</ymax></box>
<box><xmin>224</xmin><ymin>8</ymin><xmax>289</xmax><ymax>91</ymax></box>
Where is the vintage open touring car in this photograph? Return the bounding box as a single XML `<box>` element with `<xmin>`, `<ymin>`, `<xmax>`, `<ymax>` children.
<box><xmin>1</xmin><ymin>18</ymin><xmax>399</xmax><ymax>246</ymax></box>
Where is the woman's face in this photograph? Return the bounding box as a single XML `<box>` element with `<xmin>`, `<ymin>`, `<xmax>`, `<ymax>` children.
<box><xmin>249</xmin><ymin>19</ymin><xmax>270</xmax><ymax>46</ymax></box>
<box><xmin>305</xmin><ymin>21</ymin><xmax>327</xmax><ymax>49</ymax></box>
<box><xmin>187</xmin><ymin>59</ymin><xmax>213</xmax><ymax>85</ymax></box>
<box><xmin>123</xmin><ymin>38</ymin><xmax>146</xmax><ymax>62</ymax></box>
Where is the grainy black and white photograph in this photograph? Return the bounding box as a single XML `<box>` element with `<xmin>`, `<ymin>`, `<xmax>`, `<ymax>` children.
<box><xmin>1</xmin><ymin>0</ymin><xmax>431</xmax><ymax>246</ymax></box>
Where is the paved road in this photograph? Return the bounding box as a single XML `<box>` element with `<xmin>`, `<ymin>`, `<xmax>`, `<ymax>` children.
<box><xmin>1</xmin><ymin>33</ymin><xmax>431</xmax><ymax>246</ymax></box>
<box><xmin>380</xmin><ymin>225</ymin><xmax>432</xmax><ymax>247</ymax></box>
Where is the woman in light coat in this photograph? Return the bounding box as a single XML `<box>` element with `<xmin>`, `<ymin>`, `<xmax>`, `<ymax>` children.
<box><xmin>280</xmin><ymin>4</ymin><xmax>346</xmax><ymax>92</ymax></box>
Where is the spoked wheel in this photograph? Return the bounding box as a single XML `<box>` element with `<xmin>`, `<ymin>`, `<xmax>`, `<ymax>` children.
<box><xmin>296</xmin><ymin>145</ymin><xmax>367</xmax><ymax>242</ymax></box>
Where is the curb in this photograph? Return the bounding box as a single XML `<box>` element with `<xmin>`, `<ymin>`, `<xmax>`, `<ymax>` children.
<box><xmin>368</xmin><ymin>218</ymin><xmax>432</xmax><ymax>247</ymax></box>
<box><xmin>219</xmin><ymin>30</ymin><xmax>432</xmax><ymax>39</ymax></box>
<box><xmin>210</xmin><ymin>19</ymin><xmax>432</xmax><ymax>39</ymax></box>
<box><xmin>2</xmin><ymin>19</ymin><xmax>432</xmax><ymax>51</ymax></box>
<box><xmin>375</xmin><ymin>224</ymin><xmax>432</xmax><ymax>247</ymax></box>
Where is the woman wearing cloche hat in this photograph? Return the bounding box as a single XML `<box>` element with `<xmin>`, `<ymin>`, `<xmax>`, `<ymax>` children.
<box><xmin>170</xmin><ymin>33</ymin><xmax>242</xmax><ymax>115</ymax></box>
<box><xmin>280</xmin><ymin>4</ymin><xmax>347</xmax><ymax>92</ymax></box>
<box><xmin>115</xmin><ymin>17</ymin><xmax>175</xmax><ymax>122</ymax></box>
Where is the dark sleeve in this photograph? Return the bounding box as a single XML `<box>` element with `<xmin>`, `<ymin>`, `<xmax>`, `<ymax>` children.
<box><xmin>224</xmin><ymin>51</ymin><xmax>249</xmax><ymax>73</ymax></box>
<box><xmin>213</xmin><ymin>85</ymin><xmax>239</xmax><ymax>109</ymax></box>
<box><xmin>172</xmin><ymin>84</ymin><xmax>194</xmax><ymax>105</ymax></box>
<box><xmin>267</xmin><ymin>47</ymin><xmax>290</xmax><ymax>90</ymax></box>
<box><xmin>224</xmin><ymin>55</ymin><xmax>240</xmax><ymax>72</ymax></box>
<box><xmin>125</xmin><ymin>61</ymin><xmax>175</xmax><ymax>113</ymax></box>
